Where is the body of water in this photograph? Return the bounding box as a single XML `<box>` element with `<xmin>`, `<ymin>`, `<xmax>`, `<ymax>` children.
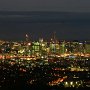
<box><xmin>0</xmin><ymin>11</ymin><xmax>90</xmax><ymax>41</ymax></box>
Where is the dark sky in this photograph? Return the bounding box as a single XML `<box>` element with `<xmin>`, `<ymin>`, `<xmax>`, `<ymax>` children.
<box><xmin>0</xmin><ymin>0</ymin><xmax>90</xmax><ymax>41</ymax></box>
<box><xmin>0</xmin><ymin>0</ymin><xmax>90</xmax><ymax>12</ymax></box>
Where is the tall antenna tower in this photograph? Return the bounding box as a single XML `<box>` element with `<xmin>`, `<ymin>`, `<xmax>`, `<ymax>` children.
<box><xmin>25</xmin><ymin>34</ymin><xmax>29</xmax><ymax>42</ymax></box>
<box><xmin>53</xmin><ymin>31</ymin><xmax>56</xmax><ymax>41</ymax></box>
<box><xmin>52</xmin><ymin>31</ymin><xmax>56</xmax><ymax>43</ymax></box>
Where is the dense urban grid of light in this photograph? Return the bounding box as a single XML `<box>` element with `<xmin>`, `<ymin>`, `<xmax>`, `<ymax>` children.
<box><xmin>0</xmin><ymin>34</ymin><xmax>90</xmax><ymax>89</ymax></box>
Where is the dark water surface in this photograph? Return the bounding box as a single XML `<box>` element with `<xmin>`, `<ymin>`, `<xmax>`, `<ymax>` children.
<box><xmin>0</xmin><ymin>11</ymin><xmax>90</xmax><ymax>41</ymax></box>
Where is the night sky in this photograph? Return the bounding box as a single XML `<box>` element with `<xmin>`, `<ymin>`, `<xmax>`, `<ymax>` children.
<box><xmin>0</xmin><ymin>0</ymin><xmax>90</xmax><ymax>41</ymax></box>
<box><xmin>1</xmin><ymin>0</ymin><xmax>90</xmax><ymax>12</ymax></box>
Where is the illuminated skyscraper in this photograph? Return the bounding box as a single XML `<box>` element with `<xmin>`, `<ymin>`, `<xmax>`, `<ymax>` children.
<box><xmin>25</xmin><ymin>34</ymin><xmax>29</xmax><ymax>42</ymax></box>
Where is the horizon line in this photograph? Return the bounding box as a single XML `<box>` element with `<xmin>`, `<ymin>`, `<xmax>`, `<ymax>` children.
<box><xmin>0</xmin><ymin>10</ymin><xmax>90</xmax><ymax>13</ymax></box>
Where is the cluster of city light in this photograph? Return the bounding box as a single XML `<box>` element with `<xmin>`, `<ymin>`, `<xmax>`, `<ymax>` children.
<box><xmin>49</xmin><ymin>76</ymin><xmax>67</xmax><ymax>86</ymax></box>
<box><xmin>0</xmin><ymin>36</ymin><xmax>90</xmax><ymax>60</ymax></box>
<box><xmin>64</xmin><ymin>81</ymin><xmax>83</xmax><ymax>87</ymax></box>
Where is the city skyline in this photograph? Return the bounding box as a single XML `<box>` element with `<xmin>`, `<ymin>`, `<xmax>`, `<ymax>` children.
<box><xmin>0</xmin><ymin>30</ymin><xmax>90</xmax><ymax>41</ymax></box>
